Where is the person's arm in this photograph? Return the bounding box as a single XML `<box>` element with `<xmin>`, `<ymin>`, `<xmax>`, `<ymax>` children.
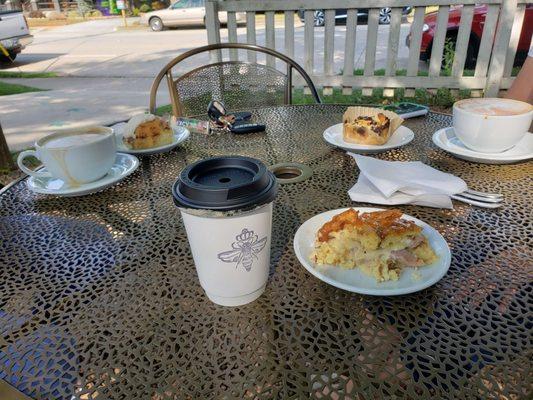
<box><xmin>505</xmin><ymin>43</ymin><xmax>533</xmax><ymax>103</ymax></box>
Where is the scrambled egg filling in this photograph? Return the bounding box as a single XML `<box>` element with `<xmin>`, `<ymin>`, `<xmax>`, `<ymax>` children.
<box><xmin>312</xmin><ymin>209</ymin><xmax>438</xmax><ymax>282</ymax></box>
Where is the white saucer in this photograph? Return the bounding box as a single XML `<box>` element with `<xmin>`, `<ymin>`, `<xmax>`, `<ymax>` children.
<box><xmin>114</xmin><ymin>124</ymin><xmax>190</xmax><ymax>155</ymax></box>
<box><xmin>27</xmin><ymin>153</ymin><xmax>139</xmax><ymax>197</ymax></box>
<box><xmin>293</xmin><ymin>207</ymin><xmax>451</xmax><ymax>296</ymax></box>
<box><xmin>432</xmin><ymin>127</ymin><xmax>533</xmax><ymax>164</ymax></box>
<box><xmin>323</xmin><ymin>124</ymin><xmax>414</xmax><ymax>153</ymax></box>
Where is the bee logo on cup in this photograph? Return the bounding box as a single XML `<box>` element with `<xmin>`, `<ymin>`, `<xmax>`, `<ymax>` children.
<box><xmin>218</xmin><ymin>229</ymin><xmax>268</xmax><ymax>272</ymax></box>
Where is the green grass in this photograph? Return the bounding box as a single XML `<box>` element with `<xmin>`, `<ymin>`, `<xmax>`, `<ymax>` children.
<box><xmin>0</xmin><ymin>71</ymin><xmax>58</xmax><ymax>78</ymax></box>
<box><xmin>154</xmin><ymin>86</ymin><xmax>470</xmax><ymax>116</ymax></box>
<box><xmin>154</xmin><ymin>65</ymin><xmax>524</xmax><ymax>116</ymax></box>
<box><xmin>292</xmin><ymin>87</ymin><xmax>472</xmax><ymax>109</ymax></box>
<box><xmin>349</xmin><ymin>67</ymin><xmax>520</xmax><ymax>77</ymax></box>
<box><xmin>0</xmin><ymin>81</ymin><xmax>45</xmax><ymax>96</ymax></box>
<box><xmin>155</xmin><ymin>104</ymin><xmax>173</xmax><ymax>116</ymax></box>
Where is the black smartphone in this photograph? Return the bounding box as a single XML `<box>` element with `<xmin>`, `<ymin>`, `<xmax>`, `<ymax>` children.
<box><xmin>382</xmin><ymin>102</ymin><xmax>429</xmax><ymax>119</ymax></box>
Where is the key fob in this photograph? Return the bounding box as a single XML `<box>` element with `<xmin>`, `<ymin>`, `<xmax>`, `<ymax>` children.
<box><xmin>207</xmin><ymin>100</ymin><xmax>227</xmax><ymax>122</ymax></box>
<box><xmin>233</xmin><ymin>111</ymin><xmax>252</xmax><ymax>122</ymax></box>
<box><xmin>229</xmin><ymin>122</ymin><xmax>266</xmax><ymax>134</ymax></box>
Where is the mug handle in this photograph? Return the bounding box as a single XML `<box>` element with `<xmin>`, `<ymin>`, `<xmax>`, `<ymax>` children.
<box><xmin>17</xmin><ymin>150</ymin><xmax>51</xmax><ymax>178</ymax></box>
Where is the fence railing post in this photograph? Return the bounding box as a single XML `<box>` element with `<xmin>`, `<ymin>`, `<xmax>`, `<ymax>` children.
<box><xmin>503</xmin><ymin>4</ymin><xmax>526</xmax><ymax>78</ymax></box>
<box><xmin>342</xmin><ymin>9</ymin><xmax>357</xmax><ymax>95</ymax></box>
<box><xmin>362</xmin><ymin>8</ymin><xmax>379</xmax><ymax>96</ymax></box>
<box><xmin>211</xmin><ymin>0</ymin><xmax>527</xmax><ymax>96</ymax></box>
<box><xmin>485</xmin><ymin>0</ymin><xmax>518</xmax><ymax>97</ymax></box>
<box><xmin>205</xmin><ymin>0</ymin><xmax>222</xmax><ymax>63</ymax></box>
<box><xmin>246</xmin><ymin>12</ymin><xmax>257</xmax><ymax>62</ymax></box>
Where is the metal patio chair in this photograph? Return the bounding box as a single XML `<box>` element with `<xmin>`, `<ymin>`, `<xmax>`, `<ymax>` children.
<box><xmin>149</xmin><ymin>43</ymin><xmax>321</xmax><ymax>117</ymax></box>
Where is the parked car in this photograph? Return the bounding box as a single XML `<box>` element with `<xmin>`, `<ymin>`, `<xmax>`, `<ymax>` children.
<box><xmin>0</xmin><ymin>9</ymin><xmax>33</xmax><ymax>62</ymax></box>
<box><xmin>297</xmin><ymin>7</ymin><xmax>413</xmax><ymax>26</ymax></box>
<box><xmin>407</xmin><ymin>4</ymin><xmax>533</xmax><ymax>69</ymax></box>
<box><xmin>141</xmin><ymin>0</ymin><xmax>245</xmax><ymax>31</ymax></box>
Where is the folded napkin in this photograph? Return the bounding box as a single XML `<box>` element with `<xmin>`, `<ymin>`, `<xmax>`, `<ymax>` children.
<box><xmin>348</xmin><ymin>154</ymin><xmax>468</xmax><ymax>209</ymax></box>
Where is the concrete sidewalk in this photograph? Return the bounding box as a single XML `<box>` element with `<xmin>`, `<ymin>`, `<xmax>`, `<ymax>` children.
<box><xmin>0</xmin><ymin>77</ymin><xmax>170</xmax><ymax>151</ymax></box>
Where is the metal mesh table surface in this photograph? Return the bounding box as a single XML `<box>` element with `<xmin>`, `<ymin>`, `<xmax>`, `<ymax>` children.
<box><xmin>0</xmin><ymin>104</ymin><xmax>531</xmax><ymax>400</ymax></box>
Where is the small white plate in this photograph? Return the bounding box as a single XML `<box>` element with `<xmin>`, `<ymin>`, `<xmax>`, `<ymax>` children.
<box><xmin>114</xmin><ymin>124</ymin><xmax>190</xmax><ymax>155</ymax></box>
<box><xmin>323</xmin><ymin>123</ymin><xmax>415</xmax><ymax>154</ymax></box>
<box><xmin>27</xmin><ymin>153</ymin><xmax>139</xmax><ymax>197</ymax></box>
<box><xmin>293</xmin><ymin>207</ymin><xmax>451</xmax><ymax>296</ymax></box>
<box><xmin>432</xmin><ymin>127</ymin><xmax>533</xmax><ymax>164</ymax></box>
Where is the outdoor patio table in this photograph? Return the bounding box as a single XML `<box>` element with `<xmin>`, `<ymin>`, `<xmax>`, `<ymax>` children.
<box><xmin>1</xmin><ymin>104</ymin><xmax>531</xmax><ymax>400</ymax></box>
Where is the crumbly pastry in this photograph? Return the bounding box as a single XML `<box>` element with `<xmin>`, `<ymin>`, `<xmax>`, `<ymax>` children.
<box><xmin>343</xmin><ymin>106</ymin><xmax>403</xmax><ymax>145</ymax></box>
<box><xmin>123</xmin><ymin>113</ymin><xmax>173</xmax><ymax>150</ymax></box>
<box><xmin>312</xmin><ymin>209</ymin><xmax>438</xmax><ymax>282</ymax></box>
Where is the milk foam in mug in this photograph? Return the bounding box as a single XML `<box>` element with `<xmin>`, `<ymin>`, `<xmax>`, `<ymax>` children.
<box><xmin>17</xmin><ymin>126</ymin><xmax>117</xmax><ymax>185</ymax></box>
<box><xmin>452</xmin><ymin>98</ymin><xmax>533</xmax><ymax>153</ymax></box>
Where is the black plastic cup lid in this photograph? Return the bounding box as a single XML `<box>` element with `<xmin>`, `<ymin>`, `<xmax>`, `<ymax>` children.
<box><xmin>172</xmin><ymin>156</ymin><xmax>278</xmax><ymax>211</ymax></box>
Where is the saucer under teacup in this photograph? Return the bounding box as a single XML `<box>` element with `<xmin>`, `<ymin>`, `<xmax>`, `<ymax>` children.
<box><xmin>27</xmin><ymin>153</ymin><xmax>139</xmax><ymax>196</ymax></box>
<box><xmin>432</xmin><ymin>127</ymin><xmax>533</xmax><ymax>164</ymax></box>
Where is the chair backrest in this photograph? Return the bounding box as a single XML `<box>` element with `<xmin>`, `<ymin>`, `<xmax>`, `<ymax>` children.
<box><xmin>149</xmin><ymin>43</ymin><xmax>321</xmax><ymax>117</ymax></box>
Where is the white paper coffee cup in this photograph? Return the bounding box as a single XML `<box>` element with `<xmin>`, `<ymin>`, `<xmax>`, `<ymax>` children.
<box><xmin>180</xmin><ymin>203</ymin><xmax>273</xmax><ymax>306</ymax></box>
<box><xmin>173</xmin><ymin>156</ymin><xmax>278</xmax><ymax>307</ymax></box>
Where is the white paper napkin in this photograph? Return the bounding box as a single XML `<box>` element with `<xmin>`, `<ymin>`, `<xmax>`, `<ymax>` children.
<box><xmin>348</xmin><ymin>154</ymin><xmax>468</xmax><ymax>209</ymax></box>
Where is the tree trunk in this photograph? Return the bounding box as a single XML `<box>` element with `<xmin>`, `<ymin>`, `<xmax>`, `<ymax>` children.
<box><xmin>0</xmin><ymin>123</ymin><xmax>15</xmax><ymax>170</ymax></box>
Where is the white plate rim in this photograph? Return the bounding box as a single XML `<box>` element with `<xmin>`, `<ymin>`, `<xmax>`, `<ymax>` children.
<box><xmin>27</xmin><ymin>152</ymin><xmax>139</xmax><ymax>196</ymax></box>
<box><xmin>432</xmin><ymin>127</ymin><xmax>533</xmax><ymax>163</ymax></box>
<box><xmin>293</xmin><ymin>207</ymin><xmax>451</xmax><ymax>296</ymax></box>
<box><xmin>116</xmin><ymin>125</ymin><xmax>190</xmax><ymax>155</ymax></box>
<box><xmin>323</xmin><ymin>123</ymin><xmax>415</xmax><ymax>153</ymax></box>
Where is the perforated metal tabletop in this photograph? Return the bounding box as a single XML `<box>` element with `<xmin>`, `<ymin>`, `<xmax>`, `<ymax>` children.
<box><xmin>1</xmin><ymin>105</ymin><xmax>531</xmax><ymax>399</ymax></box>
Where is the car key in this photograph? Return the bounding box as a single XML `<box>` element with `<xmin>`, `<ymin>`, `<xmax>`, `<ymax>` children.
<box><xmin>233</xmin><ymin>111</ymin><xmax>252</xmax><ymax>122</ymax></box>
<box><xmin>229</xmin><ymin>122</ymin><xmax>266</xmax><ymax>134</ymax></box>
<box><xmin>207</xmin><ymin>100</ymin><xmax>228</xmax><ymax>124</ymax></box>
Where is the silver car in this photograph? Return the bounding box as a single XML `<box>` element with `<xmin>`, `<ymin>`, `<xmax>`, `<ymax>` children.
<box><xmin>141</xmin><ymin>0</ymin><xmax>245</xmax><ymax>31</ymax></box>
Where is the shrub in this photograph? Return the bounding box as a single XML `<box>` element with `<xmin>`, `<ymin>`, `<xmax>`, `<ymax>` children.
<box><xmin>442</xmin><ymin>38</ymin><xmax>455</xmax><ymax>74</ymax></box>
<box><xmin>27</xmin><ymin>10</ymin><xmax>45</xmax><ymax>18</ymax></box>
<box><xmin>45</xmin><ymin>11</ymin><xmax>67</xmax><ymax>20</ymax></box>
<box><xmin>89</xmin><ymin>9</ymin><xmax>103</xmax><ymax>17</ymax></box>
<box><xmin>151</xmin><ymin>1</ymin><xmax>166</xmax><ymax>10</ymax></box>
<box><xmin>132</xmin><ymin>7</ymin><xmax>140</xmax><ymax>16</ymax></box>
<box><xmin>139</xmin><ymin>4</ymin><xmax>151</xmax><ymax>12</ymax></box>
<box><xmin>67</xmin><ymin>10</ymin><xmax>81</xmax><ymax>18</ymax></box>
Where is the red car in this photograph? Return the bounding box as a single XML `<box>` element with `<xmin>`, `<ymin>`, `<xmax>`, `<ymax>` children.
<box><xmin>408</xmin><ymin>4</ymin><xmax>533</xmax><ymax>69</ymax></box>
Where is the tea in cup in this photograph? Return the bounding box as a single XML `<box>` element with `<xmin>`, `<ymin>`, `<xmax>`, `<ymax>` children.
<box><xmin>453</xmin><ymin>98</ymin><xmax>533</xmax><ymax>153</ymax></box>
<box><xmin>17</xmin><ymin>126</ymin><xmax>116</xmax><ymax>186</ymax></box>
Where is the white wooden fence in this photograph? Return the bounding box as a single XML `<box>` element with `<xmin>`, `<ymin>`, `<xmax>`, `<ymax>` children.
<box><xmin>205</xmin><ymin>0</ymin><xmax>532</xmax><ymax>97</ymax></box>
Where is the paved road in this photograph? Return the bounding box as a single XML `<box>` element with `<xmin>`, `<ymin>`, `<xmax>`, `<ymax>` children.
<box><xmin>8</xmin><ymin>17</ymin><xmax>416</xmax><ymax>77</ymax></box>
<box><xmin>0</xmin><ymin>17</ymin><xmax>424</xmax><ymax>150</ymax></box>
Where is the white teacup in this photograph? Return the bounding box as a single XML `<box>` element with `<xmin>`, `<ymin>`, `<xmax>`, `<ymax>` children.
<box><xmin>17</xmin><ymin>126</ymin><xmax>116</xmax><ymax>186</ymax></box>
<box><xmin>453</xmin><ymin>98</ymin><xmax>533</xmax><ymax>153</ymax></box>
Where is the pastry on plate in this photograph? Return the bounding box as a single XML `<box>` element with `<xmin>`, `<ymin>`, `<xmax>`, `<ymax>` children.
<box><xmin>123</xmin><ymin>114</ymin><xmax>173</xmax><ymax>150</ymax></box>
<box><xmin>343</xmin><ymin>106</ymin><xmax>403</xmax><ymax>145</ymax></box>
<box><xmin>312</xmin><ymin>208</ymin><xmax>438</xmax><ymax>282</ymax></box>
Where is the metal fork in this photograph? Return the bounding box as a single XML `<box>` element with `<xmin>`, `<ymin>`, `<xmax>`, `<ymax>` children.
<box><xmin>451</xmin><ymin>189</ymin><xmax>504</xmax><ymax>208</ymax></box>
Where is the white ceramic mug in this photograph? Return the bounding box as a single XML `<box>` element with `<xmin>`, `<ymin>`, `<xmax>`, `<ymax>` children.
<box><xmin>17</xmin><ymin>126</ymin><xmax>116</xmax><ymax>186</ymax></box>
<box><xmin>180</xmin><ymin>203</ymin><xmax>273</xmax><ymax>307</ymax></box>
<box><xmin>453</xmin><ymin>98</ymin><xmax>533</xmax><ymax>153</ymax></box>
